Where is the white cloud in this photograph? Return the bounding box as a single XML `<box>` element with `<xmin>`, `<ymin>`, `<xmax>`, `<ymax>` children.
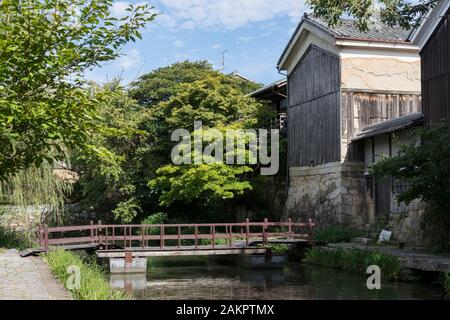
<box><xmin>237</xmin><ymin>36</ymin><xmax>254</xmax><ymax>43</ymax></box>
<box><xmin>173</xmin><ymin>39</ymin><xmax>185</xmax><ymax>48</ymax></box>
<box><xmin>116</xmin><ymin>49</ymin><xmax>143</xmax><ymax>71</ymax></box>
<box><xmin>156</xmin><ymin>0</ymin><xmax>306</xmax><ymax>30</ymax></box>
<box><xmin>211</xmin><ymin>44</ymin><xmax>222</xmax><ymax>50</ymax></box>
<box><xmin>111</xmin><ymin>1</ymin><xmax>130</xmax><ymax>18</ymax></box>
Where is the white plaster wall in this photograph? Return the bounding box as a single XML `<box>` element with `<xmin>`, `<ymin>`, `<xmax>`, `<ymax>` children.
<box><xmin>284</xmin><ymin>30</ymin><xmax>338</xmax><ymax>74</ymax></box>
<box><xmin>340</xmin><ymin>50</ymin><xmax>421</xmax><ymax>92</ymax></box>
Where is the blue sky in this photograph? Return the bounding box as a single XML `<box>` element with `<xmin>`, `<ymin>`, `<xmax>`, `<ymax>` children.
<box><xmin>85</xmin><ymin>0</ymin><xmax>307</xmax><ymax>86</ymax></box>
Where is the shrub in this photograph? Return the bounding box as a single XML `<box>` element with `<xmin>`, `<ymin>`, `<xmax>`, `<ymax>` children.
<box><xmin>314</xmin><ymin>225</ymin><xmax>363</xmax><ymax>244</ymax></box>
<box><xmin>44</xmin><ymin>250</ymin><xmax>130</xmax><ymax>300</ymax></box>
<box><xmin>303</xmin><ymin>247</ymin><xmax>401</xmax><ymax>280</ymax></box>
<box><xmin>0</xmin><ymin>226</ymin><xmax>35</xmax><ymax>250</ymax></box>
<box><xmin>141</xmin><ymin>212</ymin><xmax>168</xmax><ymax>235</ymax></box>
<box><xmin>259</xmin><ymin>243</ymin><xmax>289</xmax><ymax>254</ymax></box>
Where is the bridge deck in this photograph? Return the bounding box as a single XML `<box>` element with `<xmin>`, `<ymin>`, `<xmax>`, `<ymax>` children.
<box><xmin>96</xmin><ymin>245</ymin><xmax>268</xmax><ymax>258</ymax></box>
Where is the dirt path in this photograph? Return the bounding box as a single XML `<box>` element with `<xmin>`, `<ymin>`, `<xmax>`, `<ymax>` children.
<box><xmin>0</xmin><ymin>249</ymin><xmax>71</xmax><ymax>300</ymax></box>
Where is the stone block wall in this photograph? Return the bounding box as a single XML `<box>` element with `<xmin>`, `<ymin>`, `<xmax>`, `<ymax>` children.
<box><xmin>388</xmin><ymin>199</ymin><xmax>427</xmax><ymax>246</ymax></box>
<box><xmin>284</xmin><ymin>162</ymin><xmax>368</xmax><ymax>227</ymax></box>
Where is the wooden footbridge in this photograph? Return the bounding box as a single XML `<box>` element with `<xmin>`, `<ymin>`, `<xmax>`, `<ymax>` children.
<box><xmin>27</xmin><ymin>219</ymin><xmax>315</xmax><ymax>259</ymax></box>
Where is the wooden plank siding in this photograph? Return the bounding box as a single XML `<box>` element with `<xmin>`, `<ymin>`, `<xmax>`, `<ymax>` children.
<box><xmin>287</xmin><ymin>45</ymin><xmax>341</xmax><ymax>167</ymax></box>
<box><xmin>421</xmin><ymin>6</ymin><xmax>450</xmax><ymax>125</ymax></box>
<box><xmin>341</xmin><ymin>91</ymin><xmax>422</xmax><ymax>161</ymax></box>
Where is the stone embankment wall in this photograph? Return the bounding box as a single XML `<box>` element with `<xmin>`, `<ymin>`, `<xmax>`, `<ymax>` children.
<box><xmin>284</xmin><ymin>162</ymin><xmax>368</xmax><ymax>227</ymax></box>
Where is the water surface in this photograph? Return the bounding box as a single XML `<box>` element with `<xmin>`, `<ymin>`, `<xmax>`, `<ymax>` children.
<box><xmin>110</xmin><ymin>258</ymin><xmax>445</xmax><ymax>300</ymax></box>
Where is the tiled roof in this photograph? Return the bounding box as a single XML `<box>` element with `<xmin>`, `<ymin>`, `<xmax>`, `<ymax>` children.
<box><xmin>352</xmin><ymin>113</ymin><xmax>424</xmax><ymax>141</ymax></box>
<box><xmin>307</xmin><ymin>15</ymin><xmax>411</xmax><ymax>43</ymax></box>
<box><xmin>248</xmin><ymin>79</ymin><xmax>287</xmax><ymax>97</ymax></box>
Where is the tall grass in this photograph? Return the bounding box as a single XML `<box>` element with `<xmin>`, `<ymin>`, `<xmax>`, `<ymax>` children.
<box><xmin>303</xmin><ymin>247</ymin><xmax>401</xmax><ymax>280</ymax></box>
<box><xmin>0</xmin><ymin>226</ymin><xmax>35</xmax><ymax>250</ymax></box>
<box><xmin>44</xmin><ymin>250</ymin><xmax>130</xmax><ymax>300</ymax></box>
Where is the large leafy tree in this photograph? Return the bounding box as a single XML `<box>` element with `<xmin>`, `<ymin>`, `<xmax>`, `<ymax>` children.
<box><xmin>149</xmin><ymin>76</ymin><xmax>266</xmax><ymax>209</ymax></box>
<box><xmin>73</xmin><ymin>63</ymin><xmax>267</xmax><ymax>223</ymax></box>
<box><xmin>129</xmin><ymin>60</ymin><xmax>261</xmax><ymax>107</ymax></box>
<box><xmin>307</xmin><ymin>0</ymin><xmax>438</xmax><ymax>30</ymax></box>
<box><xmin>0</xmin><ymin>0</ymin><xmax>155</xmax><ymax>180</ymax></box>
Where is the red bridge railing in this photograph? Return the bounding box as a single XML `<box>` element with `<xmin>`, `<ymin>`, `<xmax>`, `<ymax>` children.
<box><xmin>38</xmin><ymin>218</ymin><xmax>315</xmax><ymax>252</ymax></box>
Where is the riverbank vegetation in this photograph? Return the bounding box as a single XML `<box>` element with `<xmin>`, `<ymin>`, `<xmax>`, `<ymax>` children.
<box><xmin>372</xmin><ymin>125</ymin><xmax>450</xmax><ymax>252</ymax></box>
<box><xmin>0</xmin><ymin>226</ymin><xmax>34</xmax><ymax>250</ymax></box>
<box><xmin>314</xmin><ymin>225</ymin><xmax>363</xmax><ymax>244</ymax></box>
<box><xmin>303</xmin><ymin>247</ymin><xmax>402</xmax><ymax>281</ymax></box>
<box><xmin>44</xmin><ymin>250</ymin><xmax>130</xmax><ymax>300</ymax></box>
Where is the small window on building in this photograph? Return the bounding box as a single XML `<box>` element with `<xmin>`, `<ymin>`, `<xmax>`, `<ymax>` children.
<box><xmin>365</xmin><ymin>175</ymin><xmax>374</xmax><ymax>199</ymax></box>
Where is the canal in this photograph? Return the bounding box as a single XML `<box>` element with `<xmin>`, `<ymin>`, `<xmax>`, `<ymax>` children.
<box><xmin>109</xmin><ymin>257</ymin><xmax>445</xmax><ymax>300</ymax></box>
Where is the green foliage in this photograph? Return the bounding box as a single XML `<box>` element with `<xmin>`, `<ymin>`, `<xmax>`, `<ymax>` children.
<box><xmin>129</xmin><ymin>60</ymin><xmax>261</xmax><ymax>107</ymax></box>
<box><xmin>74</xmin><ymin>63</ymin><xmax>268</xmax><ymax>222</ymax></box>
<box><xmin>147</xmin><ymin>75</ymin><xmax>267</xmax><ymax>207</ymax></box>
<box><xmin>150</xmin><ymin>164</ymin><xmax>253</xmax><ymax>207</ymax></box>
<box><xmin>372</xmin><ymin>125</ymin><xmax>450</xmax><ymax>252</ymax></box>
<box><xmin>304</xmin><ymin>247</ymin><xmax>401</xmax><ymax>280</ymax></box>
<box><xmin>0</xmin><ymin>161</ymin><xmax>73</xmax><ymax>225</ymax></box>
<box><xmin>112</xmin><ymin>197</ymin><xmax>142</xmax><ymax>223</ymax></box>
<box><xmin>0</xmin><ymin>0</ymin><xmax>155</xmax><ymax>179</ymax></box>
<box><xmin>141</xmin><ymin>212</ymin><xmax>168</xmax><ymax>234</ymax></box>
<box><xmin>44</xmin><ymin>249</ymin><xmax>130</xmax><ymax>300</ymax></box>
<box><xmin>443</xmin><ymin>270</ymin><xmax>450</xmax><ymax>299</ymax></box>
<box><xmin>0</xmin><ymin>226</ymin><xmax>35</xmax><ymax>250</ymax></box>
<box><xmin>71</xmin><ymin>80</ymin><xmax>152</xmax><ymax>217</ymax></box>
<box><xmin>265</xmin><ymin>244</ymin><xmax>289</xmax><ymax>254</ymax></box>
<box><xmin>315</xmin><ymin>225</ymin><xmax>364</xmax><ymax>244</ymax></box>
<box><xmin>306</xmin><ymin>0</ymin><xmax>437</xmax><ymax>31</ymax></box>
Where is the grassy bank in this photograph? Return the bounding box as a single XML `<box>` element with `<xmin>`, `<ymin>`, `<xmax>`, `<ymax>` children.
<box><xmin>303</xmin><ymin>247</ymin><xmax>402</xmax><ymax>280</ymax></box>
<box><xmin>44</xmin><ymin>250</ymin><xmax>130</xmax><ymax>300</ymax></box>
<box><xmin>314</xmin><ymin>225</ymin><xmax>363</xmax><ymax>244</ymax></box>
<box><xmin>0</xmin><ymin>226</ymin><xmax>34</xmax><ymax>250</ymax></box>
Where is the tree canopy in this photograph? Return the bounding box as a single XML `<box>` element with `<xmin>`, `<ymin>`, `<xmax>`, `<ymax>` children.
<box><xmin>306</xmin><ymin>0</ymin><xmax>438</xmax><ymax>30</ymax></box>
<box><xmin>129</xmin><ymin>60</ymin><xmax>261</xmax><ymax>107</ymax></box>
<box><xmin>73</xmin><ymin>62</ymin><xmax>268</xmax><ymax>223</ymax></box>
<box><xmin>0</xmin><ymin>0</ymin><xmax>155</xmax><ymax>180</ymax></box>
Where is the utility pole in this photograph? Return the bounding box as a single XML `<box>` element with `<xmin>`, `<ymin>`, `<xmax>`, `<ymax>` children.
<box><xmin>221</xmin><ymin>50</ymin><xmax>228</xmax><ymax>73</ymax></box>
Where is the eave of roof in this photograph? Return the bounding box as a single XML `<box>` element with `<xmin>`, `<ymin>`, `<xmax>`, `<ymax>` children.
<box><xmin>352</xmin><ymin>113</ymin><xmax>424</xmax><ymax>141</ymax></box>
<box><xmin>408</xmin><ymin>0</ymin><xmax>450</xmax><ymax>49</ymax></box>
<box><xmin>248</xmin><ymin>79</ymin><xmax>287</xmax><ymax>98</ymax></box>
<box><xmin>278</xmin><ymin>13</ymin><xmax>416</xmax><ymax>70</ymax></box>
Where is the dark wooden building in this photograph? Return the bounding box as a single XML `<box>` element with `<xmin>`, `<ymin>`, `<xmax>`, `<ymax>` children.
<box><xmin>277</xmin><ymin>14</ymin><xmax>422</xmax><ymax>228</ymax></box>
<box><xmin>410</xmin><ymin>1</ymin><xmax>450</xmax><ymax>125</ymax></box>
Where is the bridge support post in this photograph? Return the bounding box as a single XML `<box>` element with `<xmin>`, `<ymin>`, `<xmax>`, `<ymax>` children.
<box><xmin>265</xmin><ymin>248</ymin><xmax>273</xmax><ymax>262</ymax></box>
<box><xmin>109</xmin><ymin>252</ymin><xmax>147</xmax><ymax>274</ymax></box>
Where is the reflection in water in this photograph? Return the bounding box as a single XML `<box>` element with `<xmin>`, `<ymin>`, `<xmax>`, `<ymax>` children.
<box><xmin>110</xmin><ymin>261</ymin><xmax>445</xmax><ymax>300</ymax></box>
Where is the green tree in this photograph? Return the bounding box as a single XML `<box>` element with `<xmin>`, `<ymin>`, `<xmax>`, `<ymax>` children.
<box><xmin>148</xmin><ymin>76</ymin><xmax>268</xmax><ymax>211</ymax></box>
<box><xmin>71</xmin><ymin>80</ymin><xmax>149</xmax><ymax>214</ymax></box>
<box><xmin>73</xmin><ymin>63</ymin><xmax>266</xmax><ymax>223</ymax></box>
<box><xmin>372</xmin><ymin>125</ymin><xmax>450</xmax><ymax>251</ymax></box>
<box><xmin>306</xmin><ymin>0</ymin><xmax>438</xmax><ymax>30</ymax></box>
<box><xmin>129</xmin><ymin>60</ymin><xmax>261</xmax><ymax>107</ymax></box>
<box><xmin>0</xmin><ymin>0</ymin><xmax>155</xmax><ymax>180</ymax></box>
